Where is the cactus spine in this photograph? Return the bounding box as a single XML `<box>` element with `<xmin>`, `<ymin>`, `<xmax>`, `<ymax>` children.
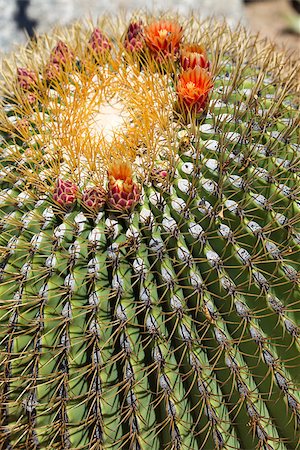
<box><xmin>0</xmin><ymin>14</ymin><xmax>299</xmax><ymax>450</ymax></box>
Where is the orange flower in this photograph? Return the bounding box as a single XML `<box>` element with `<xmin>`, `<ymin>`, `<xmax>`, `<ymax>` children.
<box><xmin>124</xmin><ymin>21</ymin><xmax>145</xmax><ymax>53</ymax></box>
<box><xmin>145</xmin><ymin>20</ymin><xmax>183</xmax><ymax>61</ymax></box>
<box><xmin>180</xmin><ymin>44</ymin><xmax>210</xmax><ymax>71</ymax></box>
<box><xmin>177</xmin><ymin>66</ymin><xmax>213</xmax><ymax>114</ymax></box>
<box><xmin>107</xmin><ymin>162</ymin><xmax>140</xmax><ymax>212</ymax></box>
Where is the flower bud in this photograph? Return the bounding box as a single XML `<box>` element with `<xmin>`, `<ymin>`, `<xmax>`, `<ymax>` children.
<box><xmin>53</xmin><ymin>179</ymin><xmax>78</xmax><ymax>208</ymax></box>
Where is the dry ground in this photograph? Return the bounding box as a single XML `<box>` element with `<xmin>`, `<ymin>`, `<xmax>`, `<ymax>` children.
<box><xmin>245</xmin><ymin>0</ymin><xmax>300</xmax><ymax>56</ymax></box>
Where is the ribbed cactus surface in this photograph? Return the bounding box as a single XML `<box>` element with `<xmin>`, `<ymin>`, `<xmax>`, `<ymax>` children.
<box><xmin>0</xmin><ymin>15</ymin><xmax>299</xmax><ymax>450</ymax></box>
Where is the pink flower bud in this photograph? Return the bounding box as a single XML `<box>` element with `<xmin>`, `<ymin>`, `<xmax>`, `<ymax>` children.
<box><xmin>88</xmin><ymin>28</ymin><xmax>111</xmax><ymax>55</ymax></box>
<box><xmin>82</xmin><ymin>186</ymin><xmax>106</xmax><ymax>212</ymax></box>
<box><xmin>124</xmin><ymin>21</ymin><xmax>144</xmax><ymax>53</ymax></box>
<box><xmin>53</xmin><ymin>179</ymin><xmax>78</xmax><ymax>208</ymax></box>
<box><xmin>50</xmin><ymin>41</ymin><xmax>74</xmax><ymax>65</ymax></box>
<box><xmin>17</xmin><ymin>67</ymin><xmax>37</xmax><ymax>91</ymax></box>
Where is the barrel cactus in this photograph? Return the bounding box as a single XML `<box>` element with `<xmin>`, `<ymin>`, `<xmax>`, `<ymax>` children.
<box><xmin>0</xmin><ymin>13</ymin><xmax>299</xmax><ymax>450</ymax></box>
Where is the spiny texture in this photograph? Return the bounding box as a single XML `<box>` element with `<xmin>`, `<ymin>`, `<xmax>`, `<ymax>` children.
<box><xmin>0</xmin><ymin>14</ymin><xmax>300</xmax><ymax>450</ymax></box>
<box><xmin>144</xmin><ymin>20</ymin><xmax>183</xmax><ymax>61</ymax></box>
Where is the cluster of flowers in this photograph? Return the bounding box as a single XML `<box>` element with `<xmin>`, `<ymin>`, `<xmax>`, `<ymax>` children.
<box><xmin>16</xmin><ymin>19</ymin><xmax>213</xmax><ymax>212</ymax></box>
<box><xmin>17</xmin><ymin>19</ymin><xmax>213</xmax><ymax>114</ymax></box>
<box><xmin>53</xmin><ymin>163</ymin><xmax>140</xmax><ymax>213</ymax></box>
<box><xmin>124</xmin><ymin>20</ymin><xmax>213</xmax><ymax>115</ymax></box>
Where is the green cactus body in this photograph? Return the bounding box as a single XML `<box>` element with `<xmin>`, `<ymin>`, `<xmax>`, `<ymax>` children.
<box><xmin>0</xmin><ymin>15</ymin><xmax>299</xmax><ymax>450</ymax></box>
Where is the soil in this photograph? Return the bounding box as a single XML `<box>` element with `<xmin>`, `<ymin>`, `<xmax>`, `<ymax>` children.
<box><xmin>245</xmin><ymin>0</ymin><xmax>300</xmax><ymax>56</ymax></box>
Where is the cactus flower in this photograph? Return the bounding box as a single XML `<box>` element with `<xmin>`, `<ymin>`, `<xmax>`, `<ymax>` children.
<box><xmin>145</xmin><ymin>20</ymin><xmax>183</xmax><ymax>61</ymax></box>
<box><xmin>45</xmin><ymin>41</ymin><xmax>74</xmax><ymax>81</ymax></box>
<box><xmin>88</xmin><ymin>28</ymin><xmax>111</xmax><ymax>55</ymax></box>
<box><xmin>17</xmin><ymin>67</ymin><xmax>38</xmax><ymax>91</ymax></box>
<box><xmin>53</xmin><ymin>178</ymin><xmax>78</xmax><ymax>207</ymax></box>
<box><xmin>180</xmin><ymin>44</ymin><xmax>210</xmax><ymax>70</ymax></box>
<box><xmin>50</xmin><ymin>41</ymin><xmax>74</xmax><ymax>65</ymax></box>
<box><xmin>177</xmin><ymin>66</ymin><xmax>213</xmax><ymax>114</ymax></box>
<box><xmin>124</xmin><ymin>21</ymin><xmax>145</xmax><ymax>53</ymax></box>
<box><xmin>107</xmin><ymin>162</ymin><xmax>140</xmax><ymax>211</ymax></box>
<box><xmin>82</xmin><ymin>186</ymin><xmax>106</xmax><ymax>212</ymax></box>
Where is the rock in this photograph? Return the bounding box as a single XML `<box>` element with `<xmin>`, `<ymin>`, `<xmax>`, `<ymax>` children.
<box><xmin>0</xmin><ymin>0</ymin><xmax>244</xmax><ymax>54</ymax></box>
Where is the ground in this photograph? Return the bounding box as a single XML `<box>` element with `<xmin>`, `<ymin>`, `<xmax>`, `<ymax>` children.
<box><xmin>0</xmin><ymin>0</ymin><xmax>299</xmax><ymax>57</ymax></box>
<box><xmin>245</xmin><ymin>0</ymin><xmax>300</xmax><ymax>55</ymax></box>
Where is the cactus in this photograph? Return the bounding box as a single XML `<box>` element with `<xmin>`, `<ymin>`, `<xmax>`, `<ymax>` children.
<box><xmin>0</xmin><ymin>14</ymin><xmax>299</xmax><ymax>450</ymax></box>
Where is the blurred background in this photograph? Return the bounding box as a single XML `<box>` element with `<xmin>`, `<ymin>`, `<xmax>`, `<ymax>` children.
<box><xmin>0</xmin><ymin>0</ymin><xmax>299</xmax><ymax>55</ymax></box>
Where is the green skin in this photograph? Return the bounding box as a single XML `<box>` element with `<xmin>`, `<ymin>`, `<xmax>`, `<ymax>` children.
<box><xmin>0</xmin><ymin>19</ymin><xmax>300</xmax><ymax>450</ymax></box>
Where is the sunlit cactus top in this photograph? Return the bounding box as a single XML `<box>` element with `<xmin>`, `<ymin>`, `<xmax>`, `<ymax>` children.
<box><xmin>3</xmin><ymin>16</ymin><xmax>207</xmax><ymax>210</ymax></box>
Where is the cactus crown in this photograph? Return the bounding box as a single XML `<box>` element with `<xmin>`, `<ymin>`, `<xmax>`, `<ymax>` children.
<box><xmin>0</xmin><ymin>13</ymin><xmax>299</xmax><ymax>450</ymax></box>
